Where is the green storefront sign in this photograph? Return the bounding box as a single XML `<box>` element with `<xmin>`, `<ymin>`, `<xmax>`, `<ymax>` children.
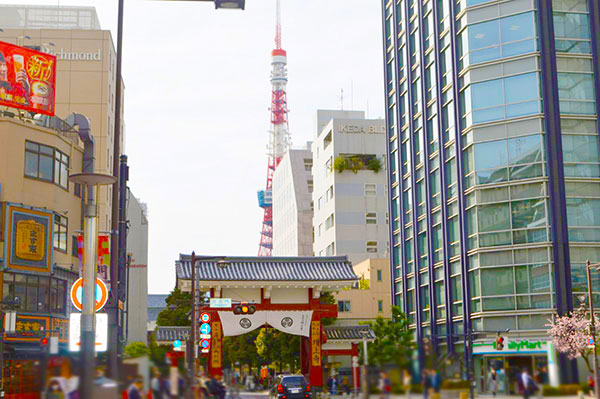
<box><xmin>474</xmin><ymin>339</ymin><xmax>547</xmax><ymax>353</ymax></box>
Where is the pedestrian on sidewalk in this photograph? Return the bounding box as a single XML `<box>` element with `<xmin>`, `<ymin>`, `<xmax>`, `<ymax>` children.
<box><xmin>488</xmin><ymin>369</ymin><xmax>498</xmax><ymax>398</ymax></box>
<box><xmin>403</xmin><ymin>370</ymin><xmax>412</xmax><ymax>399</ymax></box>
<box><xmin>534</xmin><ymin>369</ymin><xmax>543</xmax><ymax>399</ymax></box>
<box><xmin>422</xmin><ymin>369</ymin><xmax>431</xmax><ymax>399</ymax></box>
<box><xmin>520</xmin><ymin>368</ymin><xmax>535</xmax><ymax>399</ymax></box>
<box><xmin>431</xmin><ymin>370</ymin><xmax>442</xmax><ymax>399</ymax></box>
<box><xmin>128</xmin><ymin>377</ymin><xmax>144</xmax><ymax>399</ymax></box>
<box><xmin>378</xmin><ymin>371</ymin><xmax>392</xmax><ymax>399</ymax></box>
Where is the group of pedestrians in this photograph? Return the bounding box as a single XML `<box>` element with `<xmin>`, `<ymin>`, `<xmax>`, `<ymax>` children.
<box><xmin>149</xmin><ymin>371</ymin><xmax>228</xmax><ymax>399</ymax></box>
<box><xmin>375</xmin><ymin>368</ymin><xmax>441</xmax><ymax>399</ymax></box>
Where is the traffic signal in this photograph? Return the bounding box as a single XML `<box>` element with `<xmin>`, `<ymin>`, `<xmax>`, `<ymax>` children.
<box><xmin>234</xmin><ymin>303</ymin><xmax>256</xmax><ymax>315</ymax></box>
<box><xmin>496</xmin><ymin>335</ymin><xmax>504</xmax><ymax>351</ymax></box>
<box><xmin>40</xmin><ymin>337</ymin><xmax>48</xmax><ymax>352</ymax></box>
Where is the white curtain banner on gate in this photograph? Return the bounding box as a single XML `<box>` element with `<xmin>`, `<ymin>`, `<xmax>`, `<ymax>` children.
<box><xmin>266</xmin><ymin>311</ymin><xmax>312</xmax><ymax>337</ymax></box>
<box><xmin>218</xmin><ymin>311</ymin><xmax>267</xmax><ymax>336</ymax></box>
<box><xmin>218</xmin><ymin>311</ymin><xmax>313</xmax><ymax>337</ymax></box>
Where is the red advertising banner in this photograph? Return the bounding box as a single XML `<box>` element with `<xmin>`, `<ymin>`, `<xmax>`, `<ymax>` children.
<box><xmin>0</xmin><ymin>41</ymin><xmax>56</xmax><ymax>116</ymax></box>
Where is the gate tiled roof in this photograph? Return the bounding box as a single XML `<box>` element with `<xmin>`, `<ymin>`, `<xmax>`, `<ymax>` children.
<box><xmin>176</xmin><ymin>255</ymin><xmax>358</xmax><ymax>282</ymax></box>
<box><xmin>324</xmin><ymin>326</ymin><xmax>376</xmax><ymax>341</ymax></box>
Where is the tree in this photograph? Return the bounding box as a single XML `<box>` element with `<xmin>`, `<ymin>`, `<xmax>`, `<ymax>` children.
<box><xmin>156</xmin><ymin>288</ymin><xmax>192</xmax><ymax>327</ymax></box>
<box><xmin>364</xmin><ymin>306</ymin><xmax>414</xmax><ymax>369</ymax></box>
<box><xmin>256</xmin><ymin>329</ymin><xmax>301</xmax><ymax>372</ymax></box>
<box><xmin>148</xmin><ymin>334</ymin><xmax>170</xmax><ymax>375</ymax></box>
<box><xmin>320</xmin><ymin>291</ymin><xmax>337</xmax><ymax>327</ymax></box>
<box><xmin>223</xmin><ymin>330</ymin><xmax>261</xmax><ymax>369</ymax></box>
<box><xmin>547</xmin><ymin>306</ymin><xmax>594</xmax><ymax>372</ymax></box>
<box><xmin>124</xmin><ymin>341</ymin><xmax>149</xmax><ymax>359</ymax></box>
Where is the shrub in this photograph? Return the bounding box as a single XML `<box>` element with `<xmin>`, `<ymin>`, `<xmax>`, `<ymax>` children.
<box><xmin>367</xmin><ymin>157</ymin><xmax>382</xmax><ymax>173</ymax></box>
<box><xmin>349</xmin><ymin>156</ymin><xmax>364</xmax><ymax>173</ymax></box>
<box><xmin>442</xmin><ymin>380</ymin><xmax>470</xmax><ymax>389</ymax></box>
<box><xmin>542</xmin><ymin>386</ymin><xmax>560</xmax><ymax>396</ymax></box>
<box><xmin>410</xmin><ymin>384</ymin><xmax>424</xmax><ymax>393</ymax></box>
<box><xmin>558</xmin><ymin>384</ymin><xmax>583</xmax><ymax>395</ymax></box>
<box><xmin>391</xmin><ymin>386</ymin><xmax>405</xmax><ymax>394</ymax></box>
<box><xmin>334</xmin><ymin>156</ymin><xmax>348</xmax><ymax>173</ymax></box>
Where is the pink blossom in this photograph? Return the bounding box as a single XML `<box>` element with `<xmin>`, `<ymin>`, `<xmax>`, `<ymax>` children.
<box><xmin>546</xmin><ymin>306</ymin><xmax>593</xmax><ymax>360</ymax></box>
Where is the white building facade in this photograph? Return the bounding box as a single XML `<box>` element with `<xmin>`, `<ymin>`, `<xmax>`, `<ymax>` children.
<box><xmin>312</xmin><ymin>110</ymin><xmax>388</xmax><ymax>266</ymax></box>
<box><xmin>126</xmin><ymin>193</ymin><xmax>149</xmax><ymax>344</ymax></box>
<box><xmin>272</xmin><ymin>143</ymin><xmax>314</xmax><ymax>256</ymax></box>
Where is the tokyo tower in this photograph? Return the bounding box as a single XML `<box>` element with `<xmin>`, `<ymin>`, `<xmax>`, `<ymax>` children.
<box><xmin>257</xmin><ymin>0</ymin><xmax>291</xmax><ymax>256</ymax></box>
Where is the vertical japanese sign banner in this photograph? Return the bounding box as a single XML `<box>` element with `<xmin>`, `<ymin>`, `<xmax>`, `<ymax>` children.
<box><xmin>6</xmin><ymin>205</ymin><xmax>52</xmax><ymax>273</ymax></box>
<box><xmin>311</xmin><ymin>320</ymin><xmax>321</xmax><ymax>367</ymax></box>
<box><xmin>76</xmin><ymin>234</ymin><xmax>110</xmax><ymax>280</ymax></box>
<box><xmin>211</xmin><ymin>321</ymin><xmax>222</xmax><ymax>369</ymax></box>
<box><xmin>0</xmin><ymin>41</ymin><xmax>56</xmax><ymax>116</ymax></box>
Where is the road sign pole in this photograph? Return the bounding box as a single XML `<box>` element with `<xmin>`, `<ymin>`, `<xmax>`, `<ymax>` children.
<box><xmin>80</xmin><ymin>186</ymin><xmax>98</xmax><ymax>399</ymax></box>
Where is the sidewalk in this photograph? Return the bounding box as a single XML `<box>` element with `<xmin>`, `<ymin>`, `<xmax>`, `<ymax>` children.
<box><xmin>324</xmin><ymin>395</ymin><xmax>581</xmax><ymax>399</ymax></box>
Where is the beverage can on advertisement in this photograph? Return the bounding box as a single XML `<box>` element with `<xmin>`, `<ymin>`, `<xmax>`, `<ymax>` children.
<box><xmin>0</xmin><ymin>41</ymin><xmax>56</xmax><ymax>116</ymax></box>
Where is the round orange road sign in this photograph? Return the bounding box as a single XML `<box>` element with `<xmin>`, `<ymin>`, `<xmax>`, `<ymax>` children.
<box><xmin>70</xmin><ymin>277</ymin><xmax>109</xmax><ymax>312</ymax></box>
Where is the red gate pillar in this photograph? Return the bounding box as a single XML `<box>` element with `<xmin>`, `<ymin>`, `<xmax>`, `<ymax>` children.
<box><xmin>208</xmin><ymin>314</ymin><xmax>223</xmax><ymax>378</ymax></box>
<box><xmin>309</xmin><ymin>314</ymin><xmax>323</xmax><ymax>387</ymax></box>
<box><xmin>300</xmin><ymin>336</ymin><xmax>310</xmax><ymax>375</ymax></box>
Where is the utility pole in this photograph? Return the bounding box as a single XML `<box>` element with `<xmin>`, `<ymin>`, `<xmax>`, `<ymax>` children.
<box><xmin>108</xmin><ymin>0</ymin><xmax>125</xmax><ymax>381</ymax></box>
<box><xmin>187</xmin><ymin>252</ymin><xmax>197</xmax><ymax>399</ymax></box>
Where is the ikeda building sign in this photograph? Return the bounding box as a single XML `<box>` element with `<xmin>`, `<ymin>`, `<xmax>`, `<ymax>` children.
<box><xmin>42</xmin><ymin>47</ymin><xmax>102</xmax><ymax>61</ymax></box>
<box><xmin>473</xmin><ymin>339</ymin><xmax>548</xmax><ymax>355</ymax></box>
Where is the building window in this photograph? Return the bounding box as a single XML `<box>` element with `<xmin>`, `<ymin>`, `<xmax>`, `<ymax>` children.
<box><xmin>378</xmin><ymin>300</ymin><xmax>383</xmax><ymax>312</ymax></box>
<box><xmin>307</xmin><ymin>180</ymin><xmax>313</xmax><ymax>193</ymax></box>
<box><xmin>2</xmin><ymin>273</ymin><xmax>67</xmax><ymax>315</ymax></box>
<box><xmin>367</xmin><ymin>241</ymin><xmax>378</xmax><ymax>253</ymax></box>
<box><xmin>325</xmin><ymin>213</ymin><xmax>335</xmax><ymax>230</ymax></box>
<box><xmin>326</xmin><ymin>242</ymin><xmax>335</xmax><ymax>256</ymax></box>
<box><xmin>462</xmin><ymin>72</ymin><xmax>541</xmax><ymax>126</ymax></box>
<box><xmin>318</xmin><ymin>196</ymin><xmax>323</xmax><ymax>210</ymax></box>
<box><xmin>53</xmin><ymin>214</ymin><xmax>68</xmax><ymax>253</ymax></box>
<box><xmin>304</xmin><ymin>159</ymin><xmax>312</xmax><ymax>171</ymax></box>
<box><xmin>460</xmin><ymin>12</ymin><xmax>536</xmax><ymax>67</ymax></box>
<box><xmin>365</xmin><ymin>184</ymin><xmax>377</xmax><ymax>196</ymax></box>
<box><xmin>25</xmin><ymin>141</ymin><xmax>69</xmax><ymax>189</ymax></box>
<box><xmin>324</xmin><ymin>130</ymin><xmax>333</xmax><ymax>149</ymax></box>
<box><xmin>366</xmin><ymin>212</ymin><xmax>377</xmax><ymax>224</ymax></box>
<box><xmin>377</xmin><ymin>270</ymin><xmax>383</xmax><ymax>281</ymax></box>
<box><xmin>338</xmin><ymin>300</ymin><xmax>351</xmax><ymax>312</ymax></box>
<box><xmin>327</xmin><ymin>185</ymin><xmax>334</xmax><ymax>200</ymax></box>
<box><xmin>72</xmin><ymin>235</ymin><xmax>79</xmax><ymax>257</ymax></box>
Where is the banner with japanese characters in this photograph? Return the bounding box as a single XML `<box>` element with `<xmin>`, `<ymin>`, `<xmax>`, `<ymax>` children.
<box><xmin>0</xmin><ymin>41</ymin><xmax>56</xmax><ymax>115</ymax></box>
<box><xmin>5</xmin><ymin>204</ymin><xmax>53</xmax><ymax>273</ymax></box>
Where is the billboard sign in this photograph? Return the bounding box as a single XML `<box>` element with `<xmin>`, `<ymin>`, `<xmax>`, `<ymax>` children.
<box><xmin>0</xmin><ymin>41</ymin><xmax>56</xmax><ymax>116</ymax></box>
<box><xmin>69</xmin><ymin>313</ymin><xmax>108</xmax><ymax>352</ymax></box>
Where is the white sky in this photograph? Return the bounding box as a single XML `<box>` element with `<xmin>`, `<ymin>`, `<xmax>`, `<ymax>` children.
<box><xmin>6</xmin><ymin>0</ymin><xmax>385</xmax><ymax>293</ymax></box>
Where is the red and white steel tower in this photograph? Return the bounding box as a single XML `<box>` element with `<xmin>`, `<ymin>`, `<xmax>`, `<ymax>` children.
<box><xmin>257</xmin><ymin>0</ymin><xmax>291</xmax><ymax>256</ymax></box>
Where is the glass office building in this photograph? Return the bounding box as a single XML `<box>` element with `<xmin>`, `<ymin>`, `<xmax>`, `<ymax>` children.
<box><xmin>381</xmin><ymin>0</ymin><xmax>600</xmax><ymax>386</ymax></box>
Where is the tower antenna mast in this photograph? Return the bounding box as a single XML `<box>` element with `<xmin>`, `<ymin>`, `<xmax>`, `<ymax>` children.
<box><xmin>257</xmin><ymin>0</ymin><xmax>291</xmax><ymax>256</ymax></box>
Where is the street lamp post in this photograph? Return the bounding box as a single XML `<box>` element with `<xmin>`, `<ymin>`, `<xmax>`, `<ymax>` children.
<box><xmin>586</xmin><ymin>260</ymin><xmax>600</xmax><ymax>399</ymax></box>
<box><xmin>70</xmin><ymin>173</ymin><xmax>117</xmax><ymax>399</ymax></box>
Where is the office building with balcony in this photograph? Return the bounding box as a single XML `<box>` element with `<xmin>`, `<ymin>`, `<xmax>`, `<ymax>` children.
<box><xmin>381</xmin><ymin>0</ymin><xmax>600</xmax><ymax>388</ymax></box>
<box><xmin>312</xmin><ymin>110</ymin><xmax>388</xmax><ymax>266</ymax></box>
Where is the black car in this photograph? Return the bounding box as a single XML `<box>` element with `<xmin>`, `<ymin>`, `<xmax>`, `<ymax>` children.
<box><xmin>270</xmin><ymin>375</ymin><xmax>311</xmax><ymax>399</ymax></box>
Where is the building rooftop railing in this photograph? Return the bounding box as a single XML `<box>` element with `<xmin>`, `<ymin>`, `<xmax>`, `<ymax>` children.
<box><xmin>0</xmin><ymin>109</ymin><xmax>81</xmax><ymax>145</ymax></box>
